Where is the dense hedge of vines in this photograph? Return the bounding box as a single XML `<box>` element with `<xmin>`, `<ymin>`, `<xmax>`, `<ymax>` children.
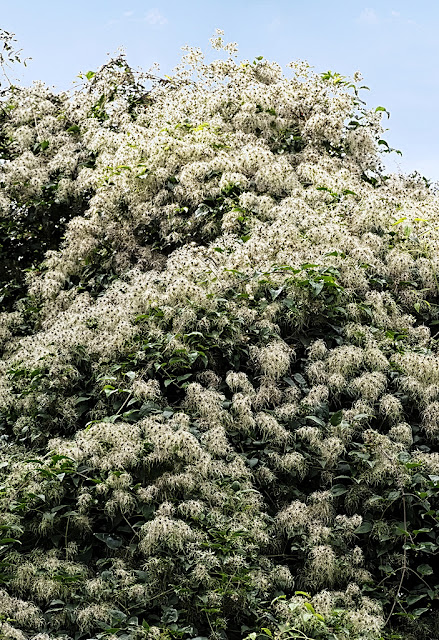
<box><xmin>0</xmin><ymin>28</ymin><xmax>439</xmax><ymax>640</ymax></box>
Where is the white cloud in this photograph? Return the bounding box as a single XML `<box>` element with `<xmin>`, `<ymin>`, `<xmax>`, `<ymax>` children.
<box><xmin>358</xmin><ymin>8</ymin><xmax>379</xmax><ymax>24</ymax></box>
<box><xmin>390</xmin><ymin>11</ymin><xmax>420</xmax><ymax>28</ymax></box>
<box><xmin>145</xmin><ymin>8</ymin><xmax>168</xmax><ymax>26</ymax></box>
<box><xmin>105</xmin><ymin>8</ymin><xmax>168</xmax><ymax>28</ymax></box>
<box><xmin>267</xmin><ymin>17</ymin><xmax>282</xmax><ymax>32</ymax></box>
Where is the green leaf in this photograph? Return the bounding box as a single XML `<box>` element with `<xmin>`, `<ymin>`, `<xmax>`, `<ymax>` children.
<box><xmin>161</xmin><ymin>607</ymin><xmax>178</xmax><ymax>623</ymax></box>
<box><xmin>412</xmin><ymin>607</ymin><xmax>430</xmax><ymax>617</ymax></box>
<box><xmin>375</xmin><ymin>106</ymin><xmax>390</xmax><ymax>118</ymax></box>
<box><xmin>283</xmin><ymin>297</ymin><xmax>296</xmax><ymax>310</ymax></box>
<box><xmin>331</xmin><ymin>484</ymin><xmax>348</xmax><ymax>496</ymax></box>
<box><xmin>293</xmin><ymin>373</ymin><xmax>307</xmax><ymax>386</ymax></box>
<box><xmin>305</xmin><ymin>415</ymin><xmax>325</xmax><ymax>427</ymax></box>
<box><xmin>392</xmin><ymin>217</ymin><xmax>407</xmax><ymax>226</ymax></box>
<box><xmin>330</xmin><ymin>410</ymin><xmax>343</xmax><ymax>426</ymax></box>
<box><xmin>379</xmin><ymin>564</ymin><xmax>394</xmax><ymax>574</ymax></box>
<box><xmin>309</xmin><ymin>280</ymin><xmax>324</xmax><ymax>296</ymax></box>
<box><xmin>355</xmin><ymin>521</ymin><xmax>372</xmax><ymax>534</ymax></box>
<box><xmin>94</xmin><ymin>533</ymin><xmax>123</xmax><ymax>549</ymax></box>
<box><xmin>395</xmin><ymin>525</ymin><xmax>410</xmax><ymax>536</ymax></box>
<box><xmin>0</xmin><ymin>538</ymin><xmax>21</xmax><ymax>545</ymax></box>
<box><xmin>176</xmin><ymin>373</ymin><xmax>192</xmax><ymax>382</ymax></box>
<box><xmin>406</xmin><ymin>594</ymin><xmax>427</xmax><ymax>606</ymax></box>
<box><xmin>85</xmin><ymin>70</ymin><xmax>95</xmax><ymax>80</ymax></box>
<box><xmin>417</xmin><ymin>564</ymin><xmax>433</xmax><ymax>576</ymax></box>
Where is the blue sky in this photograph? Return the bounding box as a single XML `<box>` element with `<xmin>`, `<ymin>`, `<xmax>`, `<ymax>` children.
<box><xmin>1</xmin><ymin>0</ymin><xmax>438</xmax><ymax>181</ymax></box>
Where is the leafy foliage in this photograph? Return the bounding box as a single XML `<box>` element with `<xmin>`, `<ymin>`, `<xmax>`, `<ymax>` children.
<box><xmin>0</xmin><ymin>27</ymin><xmax>439</xmax><ymax>640</ymax></box>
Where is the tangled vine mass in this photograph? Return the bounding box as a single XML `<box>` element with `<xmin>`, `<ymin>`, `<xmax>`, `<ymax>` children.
<box><xmin>1</xmin><ymin>28</ymin><xmax>439</xmax><ymax>640</ymax></box>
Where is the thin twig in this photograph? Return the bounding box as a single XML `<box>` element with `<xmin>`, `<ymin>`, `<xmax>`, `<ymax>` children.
<box><xmin>385</xmin><ymin>494</ymin><xmax>407</xmax><ymax>625</ymax></box>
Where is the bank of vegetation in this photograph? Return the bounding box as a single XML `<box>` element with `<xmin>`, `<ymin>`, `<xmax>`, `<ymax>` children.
<box><xmin>1</xmin><ymin>28</ymin><xmax>438</xmax><ymax>640</ymax></box>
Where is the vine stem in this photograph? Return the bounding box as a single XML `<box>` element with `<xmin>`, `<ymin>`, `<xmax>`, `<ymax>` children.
<box><xmin>385</xmin><ymin>495</ymin><xmax>407</xmax><ymax>626</ymax></box>
<box><xmin>116</xmin><ymin>390</ymin><xmax>134</xmax><ymax>416</ymax></box>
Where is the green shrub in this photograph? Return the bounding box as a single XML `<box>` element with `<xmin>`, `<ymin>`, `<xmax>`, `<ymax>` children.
<box><xmin>0</xmin><ymin>28</ymin><xmax>438</xmax><ymax>640</ymax></box>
